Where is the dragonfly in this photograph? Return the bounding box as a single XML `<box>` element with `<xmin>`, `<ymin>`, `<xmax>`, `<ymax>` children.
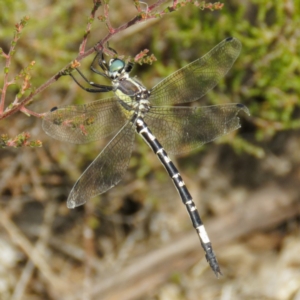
<box><xmin>42</xmin><ymin>37</ymin><xmax>249</xmax><ymax>277</ymax></box>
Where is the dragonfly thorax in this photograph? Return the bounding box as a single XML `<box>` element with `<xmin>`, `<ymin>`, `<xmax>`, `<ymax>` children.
<box><xmin>113</xmin><ymin>75</ymin><xmax>151</xmax><ymax>116</ymax></box>
<box><xmin>99</xmin><ymin>54</ymin><xmax>152</xmax><ymax>117</ymax></box>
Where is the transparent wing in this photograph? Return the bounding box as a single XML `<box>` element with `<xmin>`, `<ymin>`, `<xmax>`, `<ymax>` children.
<box><xmin>149</xmin><ymin>37</ymin><xmax>241</xmax><ymax>106</ymax></box>
<box><xmin>67</xmin><ymin>120</ymin><xmax>136</xmax><ymax>208</ymax></box>
<box><xmin>42</xmin><ymin>97</ymin><xmax>128</xmax><ymax>144</ymax></box>
<box><xmin>144</xmin><ymin>104</ymin><xmax>249</xmax><ymax>155</ymax></box>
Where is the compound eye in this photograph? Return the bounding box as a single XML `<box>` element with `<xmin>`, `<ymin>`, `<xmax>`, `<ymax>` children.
<box><xmin>109</xmin><ymin>59</ymin><xmax>125</xmax><ymax>73</ymax></box>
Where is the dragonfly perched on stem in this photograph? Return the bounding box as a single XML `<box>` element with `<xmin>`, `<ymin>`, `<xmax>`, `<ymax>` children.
<box><xmin>42</xmin><ymin>37</ymin><xmax>249</xmax><ymax>277</ymax></box>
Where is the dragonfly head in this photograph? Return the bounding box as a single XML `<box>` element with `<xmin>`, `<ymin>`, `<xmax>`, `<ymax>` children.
<box><xmin>107</xmin><ymin>59</ymin><xmax>133</xmax><ymax>79</ymax></box>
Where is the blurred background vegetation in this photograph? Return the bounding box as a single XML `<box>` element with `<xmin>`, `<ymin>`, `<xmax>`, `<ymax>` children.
<box><xmin>0</xmin><ymin>0</ymin><xmax>299</xmax><ymax>299</ymax></box>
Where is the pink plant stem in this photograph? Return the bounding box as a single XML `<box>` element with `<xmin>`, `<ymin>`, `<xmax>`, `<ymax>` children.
<box><xmin>0</xmin><ymin>54</ymin><xmax>12</xmax><ymax>114</ymax></box>
<box><xmin>0</xmin><ymin>0</ymin><xmax>172</xmax><ymax>121</ymax></box>
<box><xmin>149</xmin><ymin>0</ymin><xmax>168</xmax><ymax>11</ymax></box>
<box><xmin>20</xmin><ymin>106</ymin><xmax>43</xmax><ymax>118</ymax></box>
<box><xmin>0</xmin><ymin>74</ymin><xmax>59</xmax><ymax>120</ymax></box>
<box><xmin>104</xmin><ymin>2</ymin><xmax>116</xmax><ymax>33</ymax></box>
<box><xmin>79</xmin><ymin>0</ymin><xmax>102</xmax><ymax>54</ymax></box>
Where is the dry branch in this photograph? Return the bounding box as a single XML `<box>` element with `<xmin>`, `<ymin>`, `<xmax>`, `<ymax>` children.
<box><xmin>59</xmin><ymin>180</ymin><xmax>299</xmax><ymax>300</ymax></box>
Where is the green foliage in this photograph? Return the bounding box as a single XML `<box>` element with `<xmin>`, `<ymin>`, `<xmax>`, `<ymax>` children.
<box><xmin>1</xmin><ymin>0</ymin><xmax>299</xmax><ymax>157</ymax></box>
<box><xmin>233</xmin><ymin>2</ymin><xmax>300</xmax><ymax>141</ymax></box>
<box><xmin>0</xmin><ymin>3</ymin><xmax>299</xmax><ymax>296</ymax></box>
<box><xmin>145</xmin><ymin>1</ymin><xmax>300</xmax><ymax>157</ymax></box>
<box><xmin>0</xmin><ymin>132</ymin><xmax>42</xmax><ymax>148</ymax></box>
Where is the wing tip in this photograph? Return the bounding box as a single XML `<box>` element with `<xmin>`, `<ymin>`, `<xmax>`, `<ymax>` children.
<box><xmin>67</xmin><ymin>196</ymin><xmax>86</xmax><ymax>209</ymax></box>
<box><xmin>224</xmin><ymin>37</ymin><xmax>242</xmax><ymax>53</ymax></box>
<box><xmin>67</xmin><ymin>199</ymin><xmax>76</xmax><ymax>209</ymax></box>
<box><xmin>236</xmin><ymin>103</ymin><xmax>250</xmax><ymax>116</ymax></box>
<box><xmin>225</xmin><ymin>37</ymin><xmax>234</xmax><ymax>42</ymax></box>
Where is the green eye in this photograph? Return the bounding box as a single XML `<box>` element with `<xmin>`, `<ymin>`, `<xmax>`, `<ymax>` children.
<box><xmin>109</xmin><ymin>59</ymin><xmax>125</xmax><ymax>72</ymax></box>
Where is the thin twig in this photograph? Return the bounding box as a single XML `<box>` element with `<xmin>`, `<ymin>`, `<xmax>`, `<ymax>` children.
<box><xmin>0</xmin><ymin>17</ymin><xmax>30</xmax><ymax>114</ymax></box>
<box><xmin>0</xmin><ymin>154</ymin><xmax>23</xmax><ymax>194</ymax></box>
<box><xmin>20</xmin><ymin>106</ymin><xmax>43</xmax><ymax>118</ymax></box>
<box><xmin>65</xmin><ymin>181</ymin><xmax>299</xmax><ymax>300</ymax></box>
<box><xmin>0</xmin><ymin>1</ymin><xmax>170</xmax><ymax>120</ymax></box>
<box><xmin>0</xmin><ymin>209</ymin><xmax>66</xmax><ymax>295</ymax></box>
<box><xmin>11</xmin><ymin>202</ymin><xmax>57</xmax><ymax>300</ymax></box>
<box><xmin>149</xmin><ymin>0</ymin><xmax>169</xmax><ymax>11</ymax></box>
<box><xmin>104</xmin><ymin>2</ymin><xmax>115</xmax><ymax>33</ymax></box>
<box><xmin>82</xmin><ymin>200</ymin><xmax>97</xmax><ymax>300</ymax></box>
<box><xmin>79</xmin><ymin>0</ymin><xmax>102</xmax><ymax>54</ymax></box>
<box><xmin>11</xmin><ymin>261</ymin><xmax>35</xmax><ymax>300</ymax></box>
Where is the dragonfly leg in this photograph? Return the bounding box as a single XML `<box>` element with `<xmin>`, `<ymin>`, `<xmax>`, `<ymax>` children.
<box><xmin>69</xmin><ymin>69</ymin><xmax>113</xmax><ymax>93</ymax></box>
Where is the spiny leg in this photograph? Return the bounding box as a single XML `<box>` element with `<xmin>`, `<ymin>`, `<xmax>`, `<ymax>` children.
<box><xmin>135</xmin><ymin>117</ymin><xmax>222</xmax><ymax>277</ymax></box>
<box><xmin>91</xmin><ymin>43</ymin><xmax>118</xmax><ymax>75</ymax></box>
<box><xmin>68</xmin><ymin>68</ymin><xmax>113</xmax><ymax>93</ymax></box>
